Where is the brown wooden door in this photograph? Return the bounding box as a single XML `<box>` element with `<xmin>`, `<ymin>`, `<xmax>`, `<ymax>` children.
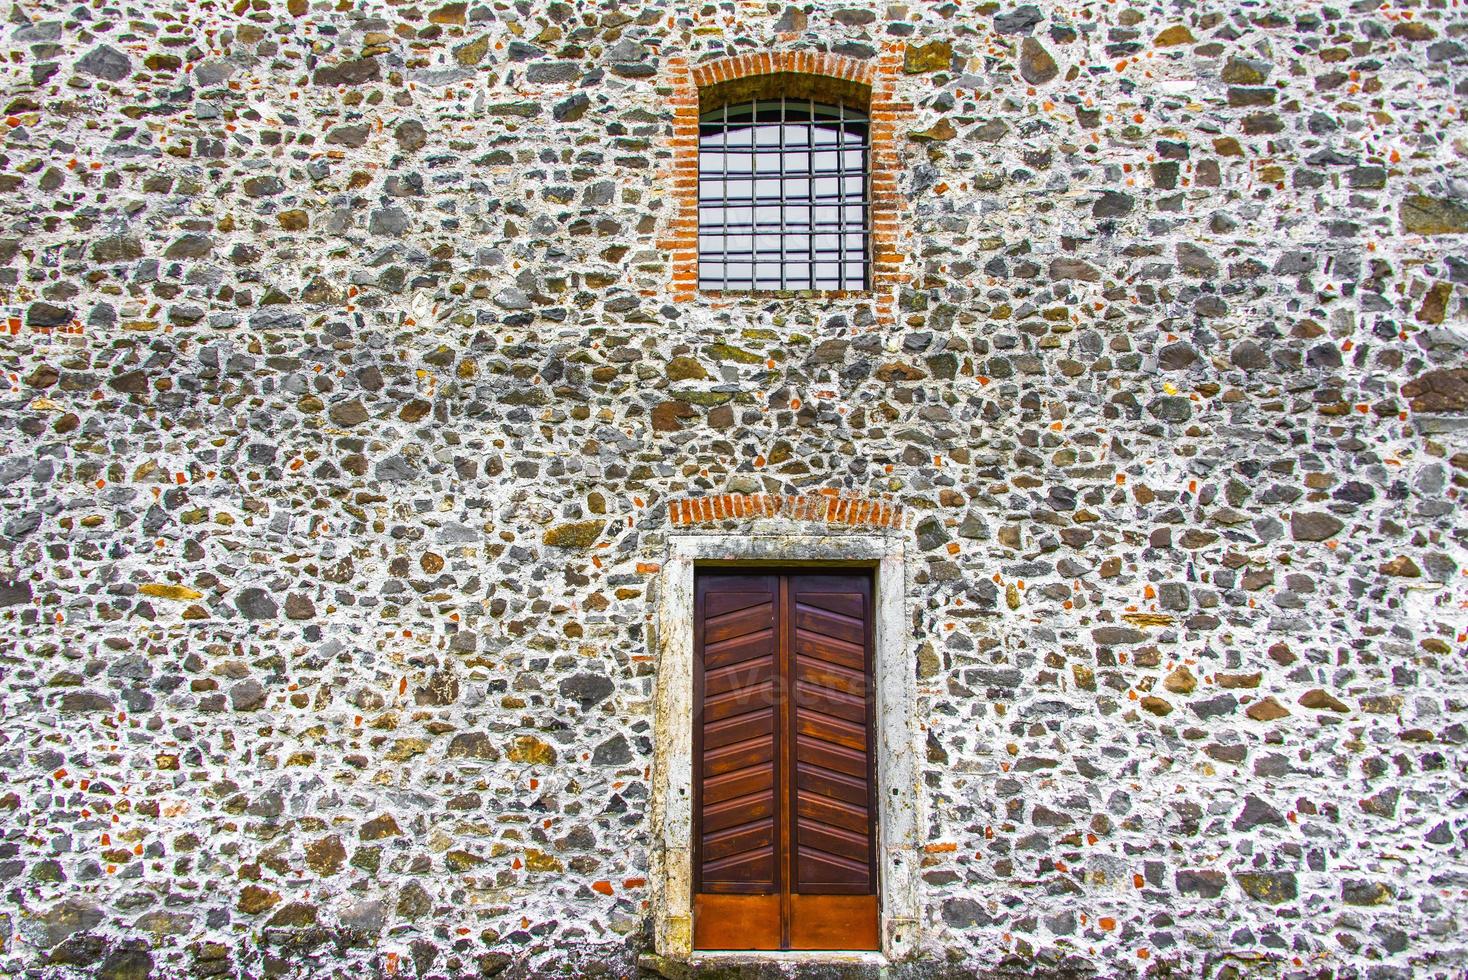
<box><xmin>693</xmin><ymin>570</ymin><xmax>878</xmax><ymax>951</ymax></box>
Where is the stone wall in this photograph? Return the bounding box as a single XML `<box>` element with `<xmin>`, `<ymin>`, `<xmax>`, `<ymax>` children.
<box><xmin>0</xmin><ymin>0</ymin><xmax>1466</xmax><ymax>977</ymax></box>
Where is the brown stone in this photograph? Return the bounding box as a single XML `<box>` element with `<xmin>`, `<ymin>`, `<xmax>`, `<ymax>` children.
<box><xmin>25</xmin><ymin>364</ymin><xmax>59</xmax><ymax>389</ymax></box>
<box><xmin>455</xmin><ymin>36</ymin><xmax>489</xmax><ymax>67</ymax></box>
<box><xmin>1391</xmin><ymin>22</ymin><xmax>1436</xmax><ymax>42</ymax></box>
<box><xmin>1359</xmin><ymin>695</ymin><xmax>1403</xmax><ymax>714</ymax></box>
<box><xmin>429</xmin><ymin>2</ymin><xmax>466</xmax><ymax>25</ymax></box>
<box><xmin>313</xmin><ymin>57</ymin><xmax>380</xmax><ymax>87</ymax></box>
<box><xmin>1416</xmin><ymin>282</ymin><xmax>1452</xmax><ymax>324</ymax></box>
<box><xmin>910</xmin><ymin>118</ymin><xmax>957</xmax><ymax>143</ymax></box>
<box><xmin>1221</xmin><ymin>57</ymin><xmax>1268</xmax><ymax>84</ymax></box>
<box><xmin>1018</xmin><ymin>37</ymin><xmax>1059</xmax><ymax>85</ymax></box>
<box><xmin>525</xmin><ymin>848</ymin><xmax>563</xmax><ymax>872</ymax></box>
<box><xmin>305</xmin><ymin>835</ymin><xmax>346</xmax><ymax>876</ymax></box>
<box><xmin>329</xmin><ymin>399</ymin><xmax>369</xmax><ymax>426</ymax></box>
<box><xmin>1401</xmin><ymin>368</ymin><xmax>1468</xmax><ymax>413</ymax></box>
<box><xmin>1154</xmin><ymin>25</ymin><xmax>1196</xmax><ymax>46</ymax></box>
<box><xmin>1246</xmin><ymin>697</ymin><xmax>1290</xmax><ymax>722</ymax></box>
<box><xmin>284</xmin><ymin>593</ymin><xmax>315</xmax><ymax>620</ymax></box>
<box><xmin>904</xmin><ymin>40</ymin><xmax>952</xmax><ymax>74</ymax></box>
<box><xmin>507</xmin><ymin>735</ymin><xmax>557</xmax><ymax>765</ymax></box>
<box><xmin>1217</xmin><ymin>673</ymin><xmax>1261</xmax><ymax>689</ymax></box>
<box><xmin>1298</xmin><ymin>689</ymin><xmax>1350</xmax><ymax>713</ymax></box>
<box><xmin>399</xmin><ymin>399</ymin><xmax>432</xmax><ymax>423</ymax></box>
<box><xmin>1290</xmin><ymin>511</ymin><xmax>1344</xmax><ymax>541</ymax></box>
<box><xmin>1379</xmin><ymin>556</ymin><xmax>1422</xmax><ymax>577</ymax></box>
<box><xmin>266</xmin><ymin>903</ymin><xmax>318</xmax><ymax>928</ymax></box>
<box><xmin>237</xmin><ymin>885</ymin><xmax>280</xmax><ymax>915</ymax></box>
<box><xmin>277</xmin><ymin>210</ymin><xmax>309</xmax><ymax>231</ymax></box>
<box><xmin>446</xmin><ymin>732</ymin><xmax>500</xmax><ymax>761</ymax></box>
<box><xmin>1163</xmin><ymin>666</ymin><xmax>1196</xmax><ymax>695</ymax></box>
<box><xmin>1401</xmin><ymin>194</ymin><xmax>1468</xmax><ymax>236</ymax></box>
<box><xmin>1049</xmin><ymin>258</ymin><xmax>1101</xmax><ymax>282</ymax></box>
<box><xmin>651</xmin><ymin>401</ymin><xmax>697</xmax><ymax>432</ymax></box>
<box><xmin>445</xmin><ymin>849</ymin><xmax>484</xmax><ymax>872</ymax></box>
<box><xmin>1267</xmin><ymin>642</ymin><xmax>1296</xmax><ymax>666</ymax></box>
<box><xmin>664</xmin><ymin>356</ymin><xmax>707</xmax><ymax>381</ymax></box>
<box><xmin>875</xmin><ymin>363</ymin><xmax>927</xmax><ymax>383</ymax></box>
<box><xmin>1235</xmin><ymin>872</ymin><xmax>1297</xmax><ymax>905</ymax></box>
<box><xmin>359</xmin><ymin>813</ymin><xmax>402</xmax><ymax>840</ymax></box>
<box><xmin>139</xmin><ymin>583</ymin><xmax>203</xmax><ymax>601</ymax></box>
<box><xmin>1140</xmin><ymin>695</ymin><xmax>1173</xmax><ymax>716</ymax></box>
<box><xmin>542</xmin><ymin>521</ymin><xmax>604</xmax><ymax>548</ymax></box>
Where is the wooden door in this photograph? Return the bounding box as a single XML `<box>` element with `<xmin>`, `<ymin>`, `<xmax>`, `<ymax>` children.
<box><xmin>693</xmin><ymin>570</ymin><xmax>878</xmax><ymax>951</ymax></box>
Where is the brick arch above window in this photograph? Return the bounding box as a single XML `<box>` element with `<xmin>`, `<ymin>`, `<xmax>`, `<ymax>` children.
<box><xmin>662</xmin><ymin>48</ymin><xmax>910</xmax><ymax>323</ymax></box>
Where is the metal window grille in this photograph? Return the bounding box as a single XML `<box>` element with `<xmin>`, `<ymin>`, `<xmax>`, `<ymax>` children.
<box><xmin>697</xmin><ymin>98</ymin><xmax>870</xmax><ymax>292</ymax></box>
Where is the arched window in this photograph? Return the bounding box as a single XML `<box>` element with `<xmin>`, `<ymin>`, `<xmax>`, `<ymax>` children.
<box><xmin>697</xmin><ymin>98</ymin><xmax>870</xmax><ymax>292</ymax></box>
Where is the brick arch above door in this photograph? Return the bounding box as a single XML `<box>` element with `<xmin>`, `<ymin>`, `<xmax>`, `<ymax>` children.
<box><xmin>667</xmin><ymin>491</ymin><xmax>907</xmax><ymax>530</ymax></box>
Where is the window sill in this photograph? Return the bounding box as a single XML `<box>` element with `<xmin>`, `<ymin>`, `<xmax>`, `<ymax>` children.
<box><xmin>698</xmin><ymin>288</ymin><xmax>873</xmax><ymax>300</ymax></box>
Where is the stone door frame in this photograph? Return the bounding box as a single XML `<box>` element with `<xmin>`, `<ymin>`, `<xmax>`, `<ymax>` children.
<box><xmin>649</xmin><ymin>532</ymin><xmax>921</xmax><ymax>962</ymax></box>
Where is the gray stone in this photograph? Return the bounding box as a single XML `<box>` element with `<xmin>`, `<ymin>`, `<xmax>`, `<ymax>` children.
<box><xmin>26</xmin><ymin>302</ymin><xmax>71</xmax><ymax>327</ymax></box>
<box><xmin>230</xmin><ymin>679</ymin><xmax>266</xmax><ymax>711</ymax></box>
<box><xmin>235</xmin><ymin>588</ymin><xmax>278</xmax><ymax>620</ymax></box>
<box><xmin>1092</xmin><ymin>191</ymin><xmax>1134</xmax><ymax>218</ymax></box>
<box><xmin>396</xmin><ymin>120</ymin><xmax>428</xmax><ymax>151</ymax></box>
<box><xmin>526</xmin><ymin>62</ymin><xmax>581</xmax><ymax>84</ymax></box>
<box><xmin>369</xmin><ymin>208</ymin><xmax>409</xmax><ymax>236</ymax></box>
<box><xmin>1233</xmin><ymin>794</ymin><xmax>1285</xmax><ymax>831</ymax></box>
<box><xmin>592</xmin><ymin>734</ymin><xmax>632</xmax><ymax>765</ymax></box>
<box><xmin>76</xmin><ymin>45</ymin><xmax>131</xmax><ymax>81</ymax></box>
<box><xmin>1147</xmin><ymin>396</ymin><xmax>1193</xmax><ymax>422</ymax></box>
<box><xmin>994</xmin><ymin>4</ymin><xmax>1043</xmax><ymax>34</ymax></box>
<box><xmin>22</xmin><ymin>898</ymin><xmax>103</xmax><ymax>948</ymax></box>
<box><xmin>313</xmin><ymin>57</ymin><xmax>380</xmax><ymax>86</ymax></box>
<box><xmin>560</xmin><ymin>673</ymin><xmax>614</xmax><ymax>707</ymax></box>
<box><xmin>1291</xmin><ymin>511</ymin><xmax>1344</xmax><ymax>541</ymax></box>
<box><xmin>164</xmin><ymin>234</ymin><xmax>213</xmax><ymax>259</ymax></box>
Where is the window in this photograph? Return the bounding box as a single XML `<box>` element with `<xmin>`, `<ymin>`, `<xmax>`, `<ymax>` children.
<box><xmin>697</xmin><ymin>99</ymin><xmax>870</xmax><ymax>292</ymax></box>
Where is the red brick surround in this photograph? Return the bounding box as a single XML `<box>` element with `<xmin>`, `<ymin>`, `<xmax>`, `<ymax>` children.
<box><xmin>661</xmin><ymin>47</ymin><xmax>909</xmax><ymax>324</ymax></box>
<box><xmin>669</xmin><ymin>492</ymin><xmax>906</xmax><ymax>529</ymax></box>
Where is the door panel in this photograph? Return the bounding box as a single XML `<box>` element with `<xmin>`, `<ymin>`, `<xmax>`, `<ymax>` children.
<box><xmin>694</xmin><ymin>573</ymin><xmax>780</xmax><ymax>901</ymax></box>
<box><xmin>693</xmin><ymin>569</ymin><xmax>878</xmax><ymax>952</ymax></box>
<box><xmin>788</xmin><ymin>575</ymin><xmax>876</xmax><ymax>898</ymax></box>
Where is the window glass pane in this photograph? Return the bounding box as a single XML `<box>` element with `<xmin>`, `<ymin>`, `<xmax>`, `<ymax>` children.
<box><xmin>812</xmin><ymin>150</ymin><xmax>840</xmax><ymax>172</ymax></box>
<box><xmin>781</xmin><ymin>124</ymin><xmax>812</xmax><ymax>148</ymax></box>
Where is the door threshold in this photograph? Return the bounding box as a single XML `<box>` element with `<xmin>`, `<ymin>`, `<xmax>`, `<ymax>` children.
<box><xmin>641</xmin><ymin>950</ymin><xmax>888</xmax><ymax>978</ymax></box>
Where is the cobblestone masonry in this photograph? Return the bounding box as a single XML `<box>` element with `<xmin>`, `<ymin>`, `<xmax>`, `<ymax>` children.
<box><xmin>0</xmin><ymin>1</ymin><xmax>1466</xmax><ymax>978</ymax></box>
